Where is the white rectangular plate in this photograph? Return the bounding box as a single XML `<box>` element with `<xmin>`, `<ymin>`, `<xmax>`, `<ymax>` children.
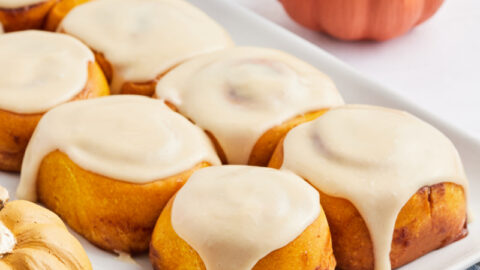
<box><xmin>1</xmin><ymin>0</ymin><xmax>479</xmax><ymax>269</ymax></box>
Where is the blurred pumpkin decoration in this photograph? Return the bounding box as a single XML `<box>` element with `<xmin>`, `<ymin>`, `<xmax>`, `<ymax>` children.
<box><xmin>0</xmin><ymin>186</ymin><xmax>91</xmax><ymax>269</ymax></box>
<box><xmin>279</xmin><ymin>0</ymin><xmax>445</xmax><ymax>41</ymax></box>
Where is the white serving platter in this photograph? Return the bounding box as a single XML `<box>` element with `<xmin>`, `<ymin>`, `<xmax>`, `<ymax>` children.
<box><xmin>1</xmin><ymin>0</ymin><xmax>479</xmax><ymax>269</ymax></box>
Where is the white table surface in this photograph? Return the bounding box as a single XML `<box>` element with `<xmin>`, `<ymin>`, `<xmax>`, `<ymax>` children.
<box><xmin>231</xmin><ymin>0</ymin><xmax>480</xmax><ymax>139</ymax></box>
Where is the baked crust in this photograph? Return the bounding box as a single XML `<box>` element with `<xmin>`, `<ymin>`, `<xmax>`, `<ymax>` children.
<box><xmin>269</xmin><ymin>140</ymin><xmax>468</xmax><ymax>270</ymax></box>
<box><xmin>0</xmin><ymin>61</ymin><xmax>109</xmax><ymax>172</ymax></box>
<box><xmin>44</xmin><ymin>0</ymin><xmax>90</xmax><ymax>31</ymax></box>
<box><xmin>248</xmin><ymin>109</ymin><xmax>328</xmax><ymax>166</ymax></box>
<box><xmin>37</xmin><ymin>150</ymin><xmax>212</xmax><ymax>253</ymax></box>
<box><xmin>150</xmin><ymin>196</ymin><xmax>336</xmax><ymax>270</ymax></box>
<box><xmin>0</xmin><ymin>0</ymin><xmax>57</xmax><ymax>32</ymax></box>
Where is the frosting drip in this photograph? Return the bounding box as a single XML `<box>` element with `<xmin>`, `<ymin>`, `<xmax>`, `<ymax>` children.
<box><xmin>156</xmin><ymin>47</ymin><xmax>344</xmax><ymax>164</ymax></box>
<box><xmin>171</xmin><ymin>165</ymin><xmax>320</xmax><ymax>270</ymax></box>
<box><xmin>0</xmin><ymin>0</ymin><xmax>46</xmax><ymax>8</ymax></box>
<box><xmin>280</xmin><ymin>105</ymin><xmax>468</xmax><ymax>270</ymax></box>
<box><xmin>59</xmin><ymin>0</ymin><xmax>233</xmax><ymax>93</ymax></box>
<box><xmin>17</xmin><ymin>96</ymin><xmax>221</xmax><ymax>201</ymax></box>
<box><xmin>0</xmin><ymin>31</ymin><xmax>93</xmax><ymax>114</ymax></box>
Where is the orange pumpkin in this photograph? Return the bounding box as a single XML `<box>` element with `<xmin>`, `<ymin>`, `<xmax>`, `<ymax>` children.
<box><xmin>279</xmin><ymin>0</ymin><xmax>444</xmax><ymax>41</ymax></box>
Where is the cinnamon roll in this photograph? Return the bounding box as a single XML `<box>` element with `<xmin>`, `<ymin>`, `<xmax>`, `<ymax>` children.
<box><xmin>0</xmin><ymin>30</ymin><xmax>109</xmax><ymax>171</ymax></box>
<box><xmin>150</xmin><ymin>165</ymin><xmax>336</xmax><ymax>270</ymax></box>
<box><xmin>57</xmin><ymin>0</ymin><xmax>233</xmax><ymax>96</ymax></box>
<box><xmin>17</xmin><ymin>95</ymin><xmax>221</xmax><ymax>253</ymax></box>
<box><xmin>155</xmin><ymin>47</ymin><xmax>344</xmax><ymax>166</ymax></box>
<box><xmin>269</xmin><ymin>105</ymin><xmax>468</xmax><ymax>270</ymax></box>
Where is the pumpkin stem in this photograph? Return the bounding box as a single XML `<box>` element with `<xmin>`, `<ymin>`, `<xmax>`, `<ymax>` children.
<box><xmin>0</xmin><ymin>186</ymin><xmax>9</xmax><ymax>211</ymax></box>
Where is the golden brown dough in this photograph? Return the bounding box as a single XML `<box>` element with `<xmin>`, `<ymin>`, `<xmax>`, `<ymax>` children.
<box><xmin>0</xmin><ymin>0</ymin><xmax>57</xmax><ymax>32</ymax></box>
<box><xmin>44</xmin><ymin>0</ymin><xmax>90</xmax><ymax>31</ymax></box>
<box><xmin>37</xmin><ymin>150</ymin><xmax>213</xmax><ymax>253</ymax></box>
<box><xmin>248</xmin><ymin>109</ymin><xmax>327</xmax><ymax>166</ymax></box>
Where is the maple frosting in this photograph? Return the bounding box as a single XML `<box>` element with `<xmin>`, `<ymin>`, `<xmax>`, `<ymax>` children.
<box><xmin>280</xmin><ymin>105</ymin><xmax>468</xmax><ymax>270</ymax></box>
<box><xmin>59</xmin><ymin>0</ymin><xmax>233</xmax><ymax>93</ymax></box>
<box><xmin>155</xmin><ymin>47</ymin><xmax>344</xmax><ymax>164</ymax></box>
<box><xmin>171</xmin><ymin>165</ymin><xmax>320</xmax><ymax>270</ymax></box>
<box><xmin>17</xmin><ymin>96</ymin><xmax>221</xmax><ymax>201</ymax></box>
<box><xmin>0</xmin><ymin>0</ymin><xmax>46</xmax><ymax>8</ymax></box>
<box><xmin>0</xmin><ymin>31</ymin><xmax>94</xmax><ymax>114</ymax></box>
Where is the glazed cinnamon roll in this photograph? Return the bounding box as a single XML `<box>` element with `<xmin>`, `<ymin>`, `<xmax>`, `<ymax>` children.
<box><xmin>57</xmin><ymin>0</ymin><xmax>233</xmax><ymax>96</ymax></box>
<box><xmin>0</xmin><ymin>30</ymin><xmax>109</xmax><ymax>172</ymax></box>
<box><xmin>269</xmin><ymin>105</ymin><xmax>469</xmax><ymax>270</ymax></box>
<box><xmin>155</xmin><ymin>47</ymin><xmax>344</xmax><ymax>166</ymax></box>
<box><xmin>150</xmin><ymin>165</ymin><xmax>336</xmax><ymax>270</ymax></box>
<box><xmin>0</xmin><ymin>0</ymin><xmax>57</xmax><ymax>32</ymax></box>
<box><xmin>17</xmin><ymin>96</ymin><xmax>221</xmax><ymax>253</ymax></box>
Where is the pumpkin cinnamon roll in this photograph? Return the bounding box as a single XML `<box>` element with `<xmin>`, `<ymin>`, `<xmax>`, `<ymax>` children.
<box><xmin>57</xmin><ymin>0</ymin><xmax>233</xmax><ymax>96</ymax></box>
<box><xmin>0</xmin><ymin>0</ymin><xmax>57</xmax><ymax>32</ymax></box>
<box><xmin>17</xmin><ymin>96</ymin><xmax>221</xmax><ymax>254</ymax></box>
<box><xmin>150</xmin><ymin>165</ymin><xmax>336</xmax><ymax>270</ymax></box>
<box><xmin>0</xmin><ymin>30</ymin><xmax>109</xmax><ymax>172</ymax></box>
<box><xmin>0</xmin><ymin>186</ymin><xmax>91</xmax><ymax>269</ymax></box>
<box><xmin>269</xmin><ymin>105</ymin><xmax>469</xmax><ymax>270</ymax></box>
<box><xmin>155</xmin><ymin>47</ymin><xmax>344</xmax><ymax>166</ymax></box>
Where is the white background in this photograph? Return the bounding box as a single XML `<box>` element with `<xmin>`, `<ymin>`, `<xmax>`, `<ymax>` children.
<box><xmin>232</xmin><ymin>0</ymin><xmax>480</xmax><ymax>139</ymax></box>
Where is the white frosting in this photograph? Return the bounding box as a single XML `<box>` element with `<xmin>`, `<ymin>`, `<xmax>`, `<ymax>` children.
<box><xmin>17</xmin><ymin>96</ymin><xmax>221</xmax><ymax>201</ymax></box>
<box><xmin>0</xmin><ymin>31</ymin><xmax>94</xmax><ymax>114</ymax></box>
<box><xmin>0</xmin><ymin>0</ymin><xmax>45</xmax><ymax>8</ymax></box>
<box><xmin>0</xmin><ymin>222</ymin><xmax>15</xmax><ymax>257</ymax></box>
<box><xmin>171</xmin><ymin>165</ymin><xmax>320</xmax><ymax>270</ymax></box>
<box><xmin>280</xmin><ymin>105</ymin><xmax>468</xmax><ymax>270</ymax></box>
<box><xmin>156</xmin><ymin>47</ymin><xmax>344</xmax><ymax>164</ymax></box>
<box><xmin>59</xmin><ymin>0</ymin><xmax>233</xmax><ymax>93</ymax></box>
